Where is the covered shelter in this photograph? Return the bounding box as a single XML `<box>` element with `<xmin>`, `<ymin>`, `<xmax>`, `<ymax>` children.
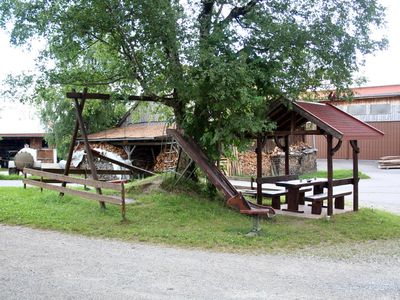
<box><xmin>253</xmin><ymin>101</ymin><xmax>384</xmax><ymax>216</ymax></box>
<box><xmin>82</xmin><ymin>121</ymin><xmax>173</xmax><ymax>170</ymax></box>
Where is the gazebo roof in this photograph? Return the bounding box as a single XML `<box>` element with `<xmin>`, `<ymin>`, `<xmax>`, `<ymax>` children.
<box><xmin>267</xmin><ymin>101</ymin><xmax>384</xmax><ymax>141</ymax></box>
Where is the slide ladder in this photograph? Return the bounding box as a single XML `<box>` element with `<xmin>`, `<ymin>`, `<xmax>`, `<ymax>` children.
<box><xmin>167</xmin><ymin>129</ymin><xmax>275</xmax><ymax>219</ymax></box>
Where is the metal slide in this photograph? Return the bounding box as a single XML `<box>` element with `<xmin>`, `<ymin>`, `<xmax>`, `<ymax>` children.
<box><xmin>167</xmin><ymin>129</ymin><xmax>275</xmax><ymax>217</ymax></box>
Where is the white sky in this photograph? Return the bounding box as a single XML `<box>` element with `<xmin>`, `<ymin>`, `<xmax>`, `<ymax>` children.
<box><xmin>0</xmin><ymin>0</ymin><xmax>398</xmax><ymax>88</ymax></box>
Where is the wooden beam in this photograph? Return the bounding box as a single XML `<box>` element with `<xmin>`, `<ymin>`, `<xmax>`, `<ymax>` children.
<box><xmin>91</xmin><ymin>149</ymin><xmax>155</xmax><ymax>175</ymax></box>
<box><xmin>73</xmin><ymin>90</ymin><xmax>105</xmax><ymax>209</ymax></box>
<box><xmin>350</xmin><ymin>140</ymin><xmax>359</xmax><ymax>211</ymax></box>
<box><xmin>256</xmin><ymin>135</ymin><xmax>263</xmax><ymax>205</ymax></box>
<box><xmin>267</xmin><ymin>130</ymin><xmax>323</xmax><ymax>136</ymax></box>
<box><xmin>66</xmin><ymin>91</ymin><xmax>173</xmax><ymax>103</ymax></box>
<box><xmin>23</xmin><ymin>178</ymin><xmax>122</xmax><ymax>205</ymax></box>
<box><xmin>331</xmin><ymin>139</ymin><xmax>343</xmax><ymax>155</ymax></box>
<box><xmin>33</xmin><ymin>168</ymin><xmax>132</xmax><ymax>175</ymax></box>
<box><xmin>24</xmin><ymin>168</ymin><xmax>122</xmax><ymax>191</ymax></box>
<box><xmin>284</xmin><ymin>135</ymin><xmax>289</xmax><ymax>175</ymax></box>
<box><xmin>61</xmin><ymin>97</ymin><xmax>85</xmax><ymax>195</ymax></box>
<box><xmin>327</xmin><ymin>134</ymin><xmax>333</xmax><ymax>216</ymax></box>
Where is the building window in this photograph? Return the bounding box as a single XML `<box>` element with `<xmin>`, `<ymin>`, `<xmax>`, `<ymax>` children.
<box><xmin>370</xmin><ymin>104</ymin><xmax>391</xmax><ymax>115</ymax></box>
<box><xmin>348</xmin><ymin>104</ymin><xmax>367</xmax><ymax>115</ymax></box>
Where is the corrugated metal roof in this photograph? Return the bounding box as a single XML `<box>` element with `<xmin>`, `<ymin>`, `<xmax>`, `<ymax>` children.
<box><xmin>352</xmin><ymin>84</ymin><xmax>400</xmax><ymax>99</ymax></box>
<box><xmin>85</xmin><ymin>122</ymin><xmax>171</xmax><ymax>141</ymax></box>
<box><xmin>294</xmin><ymin>101</ymin><xmax>384</xmax><ymax>140</ymax></box>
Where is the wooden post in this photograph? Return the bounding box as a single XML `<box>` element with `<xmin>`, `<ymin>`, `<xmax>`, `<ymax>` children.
<box><xmin>256</xmin><ymin>135</ymin><xmax>263</xmax><ymax>205</ymax></box>
<box><xmin>327</xmin><ymin>134</ymin><xmax>333</xmax><ymax>216</ymax></box>
<box><xmin>284</xmin><ymin>135</ymin><xmax>289</xmax><ymax>175</ymax></box>
<box><xmin>121</xmin><ymin>183</ymin><xmax>126</xmax><ymax>220</ymax></box>
<box><xmin>60</xmin><ymin>96</ymin><xmax>85</xmax><ymax>195</ymax></box>
<box><xmin>73</xmin><ymin>90</ymin><xmax>105</xmax><ymax>209</ymax></box>
<box><xmin>350</xmin><ymin>140</ymin><xmax>359</xmax><ymax>211</ymax></box>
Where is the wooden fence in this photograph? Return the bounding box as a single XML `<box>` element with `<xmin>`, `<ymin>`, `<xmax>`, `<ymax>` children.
<box><xmin>23</xmin><ymin>168</ymin><xmax>128</xmax><ymax>219</ymax></box>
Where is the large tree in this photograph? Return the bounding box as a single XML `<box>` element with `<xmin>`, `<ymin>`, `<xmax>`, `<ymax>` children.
<box><xmin>0</xmin><ymin>0</ymin><xmax>386</xmax><ymax>159</ymax></box>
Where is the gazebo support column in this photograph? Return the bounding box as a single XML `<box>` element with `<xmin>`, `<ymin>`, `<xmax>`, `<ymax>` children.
<box><xmin>350</xmin><ymin>140</ymin><xmax>360</xmax><ymax>211</ymax></box>
<box><xmin>256</xmin><ymin>135</ymin><xmax>263</xmax><ymax>205</ymax></box>
<box><xmin>327</xmin><ymin>134</ymin><xmax>333</xmax><ymax>216</ymax></box>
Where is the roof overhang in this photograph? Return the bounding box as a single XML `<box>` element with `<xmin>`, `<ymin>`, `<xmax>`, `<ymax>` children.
<box><xmin>260</xmin><ymin>100</ymin><xmax>384</xmax><ymax>141</ymax></box>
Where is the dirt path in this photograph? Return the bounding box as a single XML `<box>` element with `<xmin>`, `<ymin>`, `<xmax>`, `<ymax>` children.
<box><xmin>1</xmin><ymin>225</ymin><xmax>399</xmax><ymax>299</ymax></box>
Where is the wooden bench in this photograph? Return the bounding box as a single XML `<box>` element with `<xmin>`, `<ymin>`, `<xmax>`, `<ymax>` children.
<box><xmin>304</xmin><ymin>191</ymin><xmax>352</xmax><ymax>215</ymax></box>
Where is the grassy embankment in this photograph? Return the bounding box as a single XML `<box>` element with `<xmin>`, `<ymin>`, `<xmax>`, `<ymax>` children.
<box><xmin>0</xmin><ymin>173</ymin><xmax>398</xmax><ymax>252</ymax></box>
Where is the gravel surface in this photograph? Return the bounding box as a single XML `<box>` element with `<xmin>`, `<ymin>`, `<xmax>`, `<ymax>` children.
<box><xmin>1</xmin><ymin>225</ymin><xmax>399</xmax><ymax>299</ymax></box>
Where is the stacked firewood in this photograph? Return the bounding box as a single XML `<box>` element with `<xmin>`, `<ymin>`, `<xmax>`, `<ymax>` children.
<box><xmin>74</xmin><ymin>142</ymin><xmax>127</xmax><ymax>159</ymax></box>
<box><xmin>270</xmin><ymin>142</ymin><xmax>313</xmax><ymax>156</ymax></box>
<box><xmin>378</xmin><ymin>156</ymin><xmax>400</xmax><ymax>169</ymax></box>
<box><xmin>237</xmin><ymin>151</ymin><xmax>271</xmax><ymax>176</ymax></box>
<box><xmin>154</xmin><ymin>148</ymin><xmax>178</xmax><ymax>172</ymax></box>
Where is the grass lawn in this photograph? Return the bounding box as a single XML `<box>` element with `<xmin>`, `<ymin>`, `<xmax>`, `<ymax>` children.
<box><xmin>300</xmin><ymin>169</ymin><xmax>370</xmax><ymax>180</ymax></box>
<box><xmin>0</xmin><ymin>174</ymin><xmax>24</xmax><ymax>180</ymax></box>
<box><xmin>1</xmin><ymin>183</ymin><xmax>399</xmax><ymax>252</ymax></box>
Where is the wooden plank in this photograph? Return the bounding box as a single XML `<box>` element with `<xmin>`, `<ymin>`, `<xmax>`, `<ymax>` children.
<box><xmin>23</xmin><ymin>178</ymin><xmax>122</xmax><ymax>205</ymax></box>
<box><xmin>379</xmin><ymin>156</ymin><xmax>400</xmax><ymax>161</ymax></box>
<box><xmin>24</xmin><ymin>168</ymin><xmax>122</xmax><ymax>191</ymax></box>
<box><xmin>91</xmin><ymin>149</ymin><xmax>155</xmax><ymax>175</ymax></box>
<box><xmin>304</xmin><ymin>191</ymin><xmax>352</xmax><ymax>201</ymax></box>
<box><xmin>40</xmin><ymin>168</ymin><xmax>132</xmax><ymax>175</ymax></box>
<box><xmin>378</xmin><ymin>165</ymin><xmax>400</xmax><ymax>169</ymax></box>
<box><xmin>332</xmin><ymin>178</ymin><xmax>354</xmax><ymax>186</ymax></box>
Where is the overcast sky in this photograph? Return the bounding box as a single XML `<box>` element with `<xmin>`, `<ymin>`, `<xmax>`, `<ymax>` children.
<box><xmin>0</xmin><ymin>0</ymin><xmax>399</xmax><ymax>90</ymax></box>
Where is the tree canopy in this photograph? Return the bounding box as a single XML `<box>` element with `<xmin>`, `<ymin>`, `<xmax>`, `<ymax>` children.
<box><xmin>0</xmin><ymin>0</ymin><xmax>387</xmax><ymax>158</ymax></box>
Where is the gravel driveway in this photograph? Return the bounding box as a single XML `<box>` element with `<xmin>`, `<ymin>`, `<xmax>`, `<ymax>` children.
<box><xmin>1</xmin><ymin>225</ymin><xmax>399</xmax><ymax>299</ymax></box>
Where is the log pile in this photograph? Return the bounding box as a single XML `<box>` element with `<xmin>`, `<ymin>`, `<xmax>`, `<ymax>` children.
<box><xmin>154</xmin><ymin>148</ymin><xmax>178</xmax><ymax>172</ymax></box>
<box><xmin>237</xmin><ymin>151</ymin><xmax>271</xmax><ymax>176</ymax></box>
<box><xmin>270</xmin><ymin>142</ymin><xmax>317</xmax><ymax>175</ymax></box>
<box><xmin>74</xmin><ymin>142</ymin><xmax>127</xmax><ymax>159</ymax></box>
<box><xmin>378</xmin><ymin>156</ymin><xmax>400</xmax><ymax>169</ymax></box>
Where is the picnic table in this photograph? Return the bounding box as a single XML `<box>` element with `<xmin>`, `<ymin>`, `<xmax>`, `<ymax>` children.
<box><xmin>275</xmin><ymin>178</ymin><xmax>327</xmax><ymax>213</ymax></box>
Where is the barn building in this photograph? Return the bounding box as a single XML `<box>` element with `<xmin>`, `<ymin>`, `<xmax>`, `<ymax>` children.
<box><xmin>307</xmin><ymin>84</ymin><xmax>400</xmax><ymax>160</ymax></box>
<box><xmin>0</xmin><ymin>99</ymin><xmax>48</xmax><ymax>167</ymax></box>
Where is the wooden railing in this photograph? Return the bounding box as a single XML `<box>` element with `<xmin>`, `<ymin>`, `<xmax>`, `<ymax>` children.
<box><xmin>23</xmin><ymin>168</ymin><xmax>128</xmax><ymax>219</ymax></box>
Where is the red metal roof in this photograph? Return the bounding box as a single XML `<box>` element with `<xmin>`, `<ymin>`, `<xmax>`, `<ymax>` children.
<box><xmin>352</xmin><ymin>84</ymin><xmax>400</xmax><ymax>98</ymax></box>
<box><xmin>294</xmin><ymin>101</ymin><xmax>384</xmax><ymax>140</ymax></box>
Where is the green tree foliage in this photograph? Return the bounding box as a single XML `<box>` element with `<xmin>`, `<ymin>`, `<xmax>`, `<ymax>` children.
<box><xmin>0</xmin><ymin>0</ymin><xmax>386</xmax><ymax>159</ymax></box>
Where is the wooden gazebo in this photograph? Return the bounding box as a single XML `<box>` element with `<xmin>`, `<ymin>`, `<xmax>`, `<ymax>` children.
<box><xmin>253</xmin><ymin>101</ymin><xmax>384</xmax><ymax>216</ymax></box>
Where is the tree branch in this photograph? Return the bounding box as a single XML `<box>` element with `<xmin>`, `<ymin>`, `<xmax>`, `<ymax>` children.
<box><xmin>220</xmin><ymin>0</ymin><xmax>259</xmax><ymax>25</ymax></box>
<box><xmin>198</xmin><ymin>1</ymin><xmax>215</xmax><ymax>39</ymax></box>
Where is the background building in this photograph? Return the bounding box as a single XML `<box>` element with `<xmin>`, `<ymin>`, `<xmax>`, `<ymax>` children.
<box><xmin>307</xmin><ymin>84</ymin><xmax>400</xmax><ymax>160</ymax></box>
<box><xmin>0</xmin><ymin>98</ymin><xmax>47</xmax><ymax>167</ymax></box>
